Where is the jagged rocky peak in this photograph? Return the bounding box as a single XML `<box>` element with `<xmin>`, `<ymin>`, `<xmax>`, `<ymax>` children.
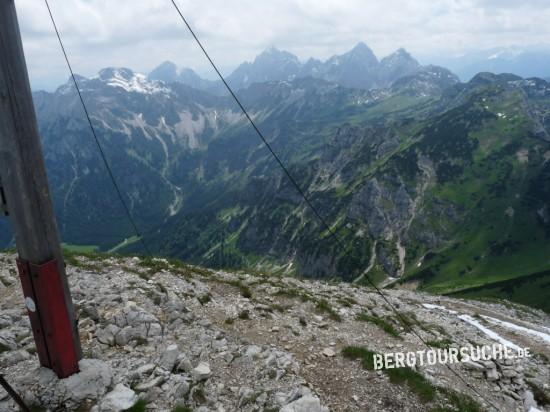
<box><xmin>148</xmin><ymin>60</ymin><xmax>178</xmax><ymax>82</ymax></box>
<box><xmin>337</xmin><ymin>41</ymin><xmax>379</xmax><ymax>66</ymax></box>
<box><xmin>255</xmin><ymin>46</ymin><xmax>300</xmax><ymax>64</ymax></box>
<box><xmin>380</xmin><ymin>48</ymin><xmax>419</xmax><ymax>68</ymax></box>
<box><xmin>177</xmin><ymin>67</ymin><xmax>204</xmax><ymax>84</ymax></box>
<box><xmin>251</xmin><ymin>46</ymin><xmax>302</xmax><ymax>74</ymax></box>
<box><xmin>55</xmin><ymin>74</ymin><xmax>88</xmax><ymax>94</ymax></box>
<box><xmin>226</xmin><ymin>46</ymin><xmax>302</xmax><ymax>89</ymax></box>
<box><xmin>378</xmin><ymin>48</ymin><xmax>421</xmax><ymax>85</ymax></box>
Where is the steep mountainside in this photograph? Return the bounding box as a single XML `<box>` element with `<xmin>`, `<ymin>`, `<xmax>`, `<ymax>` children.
<box><xmin>1</xmin><ymin>55</ymin><xmax>549</xmax><ymax>310</ymax></box>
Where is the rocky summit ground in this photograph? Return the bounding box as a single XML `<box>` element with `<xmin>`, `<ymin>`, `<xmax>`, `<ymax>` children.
<box><xmin>0</xmin><ymin>252</ymin><xmax>549</xmax><ymax>412</ymax></box>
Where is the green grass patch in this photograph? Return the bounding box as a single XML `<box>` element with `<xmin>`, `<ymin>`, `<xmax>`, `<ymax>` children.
<box><xmin>238</xmin><ymin>310</ymin><xmax>250</xmax><ymax>320</ymax></box>
<box><xmin>337</xmin><ymin>296</ymin><xmax>358</xmax><ymax>307</ymax></box>
<box><xmin>445</xmin><ymin>269</ymin><xmax>550</xmax><ymax>313</ymax></box>
<box><xmin>172</xmin><ymin>405</ymin><xmax>192</xmax><ymax>412</ymax></box>
<box><xmin>356</xmin><ymin>313</ymin><xmax>400</xmax><ymax>337</ymax></box>
<box><xmin>123</xmin><ymin>399</ymin><xmax>147</xmax><ymax>412</ymax></box>
<box><xmin>197</xmin><ymin>293</ymin><xmax>212</xmax><ymax>305</ymax></box>
<box><xmin>223</xmin><ymin>279</ymin><xmax>253</xmax><ymax>298</ymax></box>
<box><xmin>62</xmin><ymin>250</ymin><xmax>104</xmax><ymax>272</ymax></box>
<box><xmin>274</xmin><ymin>288</ymin><xmax>313</xmax><ymax>302</ymax></box>
<box><xmin>342</xmin><ymin>346</ymin><xmax>436</xmax><ymax>402</ymax></box>
<box><xmin>426</xmin><ymin>338</ymin><xmax>454</xmax><ymax>349</ymax></box>
<box><xmin>386</xmin><ymin>367</ymin><xmax>436</xmax><ymax>402</ymax></box>
<box><xmin>138</xmin><ymin>255</ymin><xmax>207</xmax><ymax>279</ymax></box>
<box><xmin>527</xmin><ymin>380</ymin><xmax>550</xmax><ymax>407</ymax></box>
<box><xmin>61</xmin><ymin>243</ymin><xmax>99</xmax><ymax>253</ymax></box>
<box><xmin>315</xmin><ymin>299</ymin><xmax>342</xmax><ymax>322</ymax></box>
<box><xmin>108</xmin><ymin>236</ymin><xmax>140</xmax><ymax>254</ymax></box>
<box><xmin>341</xmin><ymin>346</ymin><xmax>377</xmax><ymax>370</ymax></box>
<box><xmin>430</xmin><ymin>388</ymin><xmax>484</xmax><ymax>412</ymax></box>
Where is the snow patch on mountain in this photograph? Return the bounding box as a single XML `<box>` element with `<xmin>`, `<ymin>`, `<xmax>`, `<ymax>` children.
<box><xmin>458</xmin><ymin>314</ymin><xmax>523</xmax><ymax>352</ymax></box>
<box><xmin>98</xmin><ymin>68</ymin><xmax>169</xmax><ymax>95</ymax></box>
<box><xmin>480</xmin><ymin>315</ymin><xmax>550</xmax><ymax>344</ymax></box>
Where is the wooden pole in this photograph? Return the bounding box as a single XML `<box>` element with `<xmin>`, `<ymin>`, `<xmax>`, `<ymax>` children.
<box><xmin>0</xmin><ymin>0</ymin><xmax>82</xmax><ymax>376</ymax></box>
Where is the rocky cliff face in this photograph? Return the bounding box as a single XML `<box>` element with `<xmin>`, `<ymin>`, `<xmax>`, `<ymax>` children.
<box><xmin>0</xmin><ymin>253</ymin><xmax>548</xmax><ymax>411</ymax></box>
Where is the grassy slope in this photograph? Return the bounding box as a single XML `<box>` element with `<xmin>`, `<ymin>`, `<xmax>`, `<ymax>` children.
<box><xmin>445</xmin><ymin>269</ymin><xmax>550</xmax><ymax>313</ymax></box>
<box><xmin>400</xmin><ymin>87</ymin><xmax>550</xmax><ymax>310</ymax></box>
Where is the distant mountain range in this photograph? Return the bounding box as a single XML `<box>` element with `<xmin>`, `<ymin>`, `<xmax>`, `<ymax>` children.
<box><xmin>426</xmin><ymin>45</ymin><xmax>550</xmax><ymax>81</ymax></box>
<box><xmin>149</xmin><ymin>42</ymin><xmax>457</xmax><ymax>94</ymax></box>
<box><xmin>1</xmin><ymin>43</ymin><xmax>549</xmax><ymax>311</ymax></box>
<box><xmin>148</xmin><ymin>43</ymin><xmax>550</xmax><ymax>93</ymax></box>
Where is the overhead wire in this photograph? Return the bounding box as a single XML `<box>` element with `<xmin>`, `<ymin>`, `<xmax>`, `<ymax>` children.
<box><xmin>44</xmin><ymin>0</ymin><xmax>151</xmax><ymax>256</ymax></box>
<box><xmin>167</xmin><ymin>1</ymin><xmax>500</xmax><ymax>409</ymax></box>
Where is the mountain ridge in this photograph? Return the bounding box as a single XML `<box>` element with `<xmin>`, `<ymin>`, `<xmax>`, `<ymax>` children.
<box><xmin>148</xmin><ymin>42</ymin><xmax>453</xmax><ymax>93</ymax></box>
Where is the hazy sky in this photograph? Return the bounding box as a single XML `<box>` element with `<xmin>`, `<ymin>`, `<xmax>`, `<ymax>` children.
<box><xmin>14</xmin><ymin>0</ymin><xmax>550</xmax><ymax>90</ymax></box>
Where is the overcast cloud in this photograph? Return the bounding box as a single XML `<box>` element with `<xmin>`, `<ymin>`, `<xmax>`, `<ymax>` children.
<box><xmin>14</xmin><ymin>0</ymin><xmax>550</xmax><ymax>90</ymax></box>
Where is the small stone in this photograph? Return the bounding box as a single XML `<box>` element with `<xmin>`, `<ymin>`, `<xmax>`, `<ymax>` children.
<box><xmin>135</xmin><ymin>376</ymin><xmax>165</xmax><ymax>392</ymax></box>
<box><xmin>192</xmin><ymin>362</ymin><xmax>211</xmax><ymax>381</ymax></box>
<box><xmin>159</xmin><ymin>344</ymin><xmax>180</xmax><ymax>371</ymax></box>
<box><xmin>99</xmin><ymin>384</ymin><xmax>137</xmax><ymax>411</ymax></box>
<box><xmin>81</xmin><ymin>304</ymin><xmax>100</xmax><ymax>322</ymax></box>
<box><xmin>96</xmin><ymin>324</ymin><xmax>120</xmax><ymax>346</ymax></box>
<box><xmin>322</xmin><ymin>348</ymin><xmax>335</xmax><ymax>357</ymax></box>
<box><xmin>177</xmin><ymin>355</ymin><xmax>193</xmax><ymax>373</ymax></box>
<box><xmin>173</xmin><ymin>378</ymin><xmax>190</xmax><ymax>398</ymax></box>
<box><xmin>463</xmin><ymin>360</ymin><xmax>485</xmax><ymax>372</ymax></box>
<box><xmin>238</xmin><ymin>387</ymin><xmax>255</xmax><ymax>407</ymax></box>
<box><xmin>115</xmin><ymin>326</ymin><xmax>135</xmax><ymax>346</ymax></box>
<box><xmin>280</xmin><ymin>395</ymin><xmax>329</xmax><ymax>412</ymax></box>
<box><xmin>501</xmin><ymin>369</ymin><xmax>517</xmax><ymax>378</ymax></box>
<box><xmin>136</xmin><ymin>363</ymin><xmax>156</xmax><ymax>375</ymax></box>
<box><xmin>485</xmin><ymin>368</ymin><xmax>499</xmax><ymax>381</ymax></box>
<box><xmin>60</xmin><ymin>359</ymin><xmax>113</xmax><ymax>403</ymax></box>
<box><xmin>502</xmin><ymin>389</ymin><xmax>521</xmax><ymax>401</ymax></box>
<box><xmin>480</xmin><ymin>360</ymin><xmax>496</xmax><ymax>369</ymax></box>
<box><xmin>245</xmin><ymin>345</ymin><xmax>262</xmax><ymax>359</ymax></box>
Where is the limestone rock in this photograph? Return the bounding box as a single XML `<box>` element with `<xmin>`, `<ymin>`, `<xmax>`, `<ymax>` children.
<box><xmin>135</xmin><ymin>376</ymin><xmax>165</xmax><ymax>392</ymax></box>
<box><xmin>485</xmin><ymin>368</ymin><xmax>499</xmax><ymax>381</ymax></box>
<box><xmin>192</xmin><ymin>362</ymin><xmax>211</xmax><ymax>381</ymax></box>
<box><xmin>99</xmin><ymin>384</ymin><xmax>137</xmax><ymax>411</ymax></box>
<box><xmin>280</xmin><ymin>395</ymin><xmax>329</xmax><ymax>412</ymax></box>
<box><xmin>322</xmin><ymin>348</ymin><xmax>335</xmax><ymax>357</ymax></box>
<box><xmin>462</xmin><ymin>360</ymin><xmax>485</xmax><ymax>371</ymax></box>
<box><xmin>159</xmin><ymin>344</ymin><xmax>180</xmax><ymax>371</ymax></box>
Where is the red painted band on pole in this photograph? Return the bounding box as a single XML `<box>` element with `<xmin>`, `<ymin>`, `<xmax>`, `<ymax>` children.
<box><xmin>16</xmin><ymin>258</ymin><xmax>80</xmax><ymax>378</ymax></box>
